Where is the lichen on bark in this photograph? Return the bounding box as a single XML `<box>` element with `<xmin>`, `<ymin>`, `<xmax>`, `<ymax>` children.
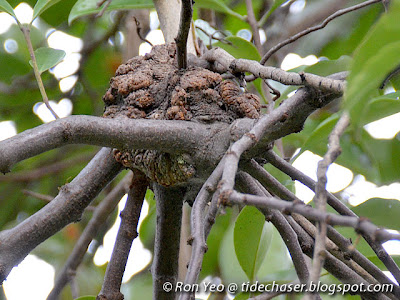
<box><xmin>103</xmin><ymin>43</ymin><xmax>261</xmax><ymax>186</ymax></box>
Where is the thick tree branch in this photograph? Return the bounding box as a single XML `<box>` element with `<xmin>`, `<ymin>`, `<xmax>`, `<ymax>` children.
<box><xmin>0</xmin><ymin>116</ymin><xmax>235</xmax><ymax>174</ymax></box>
<box><xmin>48</xmin><ymin>173</ymin><xmax>133</xmax><ymax>300</ymax></box>
<box><xmin>152</xmin><ymin>183</ymin><xmax>185</xmax><ymax>300</ymax></box>
<box><xmin>175</xmin><ymin>0</ymin><xmax>193</xmax><ymax>69</ymax></box>
<box><xmin>0</xmin><ymin>148</ymin><xmax>122</xmax><ymax>284</ymax></box>
<box><xmin>98</xmin><ymin>170</ymin><xmax>148</xmax><ymax>300</ymax></box>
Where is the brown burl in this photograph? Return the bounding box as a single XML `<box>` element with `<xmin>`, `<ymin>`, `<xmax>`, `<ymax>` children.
<box><xmin>103</xmin><ymin>43</ymin><xmax>261</xmax><ymax>186</ymax></box>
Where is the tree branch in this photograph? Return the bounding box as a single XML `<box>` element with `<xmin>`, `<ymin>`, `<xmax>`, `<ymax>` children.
<box><xmin>175</xmin><ymin>0</ymin><xmax>193</xmax><ymax>69</ymax></box>
<box><xmin>0</xmin><ymin>148</ymin><xmax>122</xmax><ymax>284</ymax></box>
<box><xmin>151</xmin><ymin>183</ymin><xmax>185</xmax><ymax>300</ymax></box>
<box><xmin>0</xmin><ymin>116</ymin><xmax>234</xmax><ymax>174</ymax></box>
<box><xmin>201</xmin><ymin>47</ymin><xmax>345</xmax><ymax>94</ymax></box>
<box><xmin>242</xmin><ymin>159</ymin><xmax>400</xmax><ymax>296</ymax></box>
<box><xmin>179</xmin><ymin>158</ymin><xmax>225</xmax><ymax>300</ymax></box>
<box><xmin>48</xmin><ymin>173</ymin><xmax>133</xmax><ymax>300</ymax></box>
<box><xmin>264</xmin><ymin>150</ymin><xmax>400</xmax><ymax>285</ymax></box>
<box><xmin>226</xmin><ymin>192</ymin><xmax>400</xmax><ymax>242</ymax></box>
<box><xmin>98</xmin><ymin>170</ymin><xmax>148</xmax><ymax>300</ymax></box>
<box><xmin>259</xmin><ymin>0</ymin><xmax>383</xmax><ymax>65</ymax></box>
<box><xmin>307</xmin><ymin>112</ymin><xmax>350</xmax><ymax>298</ymax></box>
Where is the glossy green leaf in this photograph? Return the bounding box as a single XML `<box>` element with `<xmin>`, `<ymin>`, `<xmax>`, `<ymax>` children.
<box><xmin>0</xmin><ymin>0</ymin><xmax>17</xmax><ymax>19</ymax></box>
<box><xmin>352</xmin><ymin>198</ymin><xmax>400</xmax><ymax>230</ymax></box>
<box><xmin>196</xmin><ymin>0</ymin><xmax>245</xmax><ymax>20</ymax></box>
<box><xmin>361</xmin><ymin>92</ymin><xmax>400</xmax><ymax>126</ymax></box>
<box><xmin>29</xmin><ymin>47</ymin><xmax>65</xmax><ymax>74</ymax></box>
<box><xmin>74</xmin><ymin>296</ymin><xmax>96</xmax><ymax>300</ymax></box>
<box><xmin>234</xmin><ymin>206</ymin><xmax>272</xmax><ymax>281</ymax></box>
<box><xmin>68</xmin><ymin>0</ymin><xmax>154</xmax><ymax>24</ymax></box>
<box><xmin>32</xmin><ymin>0</ymin><xmax>61</xmax><ymax>21</ymax></box>
<box><xmin>214</xmin><ymin>36</ymin><xmax>261</xmax><ymax>61</ymax></box>
<box><xmin>344</xmin><ymin>1</ymin><xmax>400</xmax><ymax>125</ymax></box>
<box><xmin>292</xmin><ymin>113</ymin><xmax>339</xmax><ymax>160</ymax></box>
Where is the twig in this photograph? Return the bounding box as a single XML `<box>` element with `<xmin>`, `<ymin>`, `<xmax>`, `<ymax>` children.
<box><xmin>243</xmin><ymin>160</ymin><xmax>400</xmax><ymax>296</ymax></box>
<box><xmin>307</xmin><ymin>113</ymin><xmax>350</xmax><ymax>298</ymax></box>
<box><xmin>98</xmin><ymin>169</ymin><xmax>148</xmax><ymax>300</ymax></box>
<box><xmin>23</xmin><ymin>189</ymin><xmax>53</xmax><ymax>202</ymax></box>
<box><xmin>0</xmin><ymin>148</ymin><xmax>122</xmax><ymax>284</ymax></box>
<box><xmin>259</xmin><ymin>0</ymin><xmax>382</xmax><ymax>65</ymax></box>
<box><xmin>47</xmin><ymin>173</ymin><xmax>132</xmax><ymax>300</ymax></box>
<box><xmin>133</xmin><ymin>16</ymin><xmax>153</xmax><ymax>46</ymax></box>
<box><xmin>179</xmin><ymin>158</ymin><xmax>225</xmax><ymax>300</ymax></box>
<box><xmin>264</xmin><ymin>150</ymin><xmax>400</xmax><ymax>285</ymax></box>
<box><xmin>20</xmin><ymin>26</ymin><xmax>59</xmax><ymax>120</ymax></box>
<box><xmin>245</xmin><ymin>0</ymin><xmax>262</xmax><ymax>51</ymax></box>
<box><xmin>96</xmin><ymin>0</ymin><xmax>112</xmax><ymax>18</ymax></box>
<box><xmin>175</xmin><ymin>0</ymin><xmax>193</xmax><ymax>69</ymax></box>
<box><xmin>226</xmin><ymin>191</ymin><xmax>400</xmax><ymax>242</ymax></box>
<box><xmin>152</xmin><ymin>183</ymin><xmax>185</xmax><ymax>300</ymax></box>
<box><xmin>201</xmin><ymin>47</ymin><xmax>345</xmax><ymax>94</ymax></box>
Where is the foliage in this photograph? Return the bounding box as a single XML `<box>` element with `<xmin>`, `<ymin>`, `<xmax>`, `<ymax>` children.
<box><xmin>0</xmin><ymin>0</ymin><xmax>400</xmax><ymax>300</ymax></box>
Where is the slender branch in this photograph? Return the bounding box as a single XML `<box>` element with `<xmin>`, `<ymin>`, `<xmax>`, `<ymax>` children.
<box><xmin>47</xmin><ymin>173</ymin><xmax>132</xmax><ymax>300</ymax></box>
<box><xmin>175</xmin><ymin>0</ymin><xmax>193</xmax><ymax>69</ymax></box>
<box><xmin>201</xmin><ymin>47</ymin><xmax>345</xmax><ymax>94</ymax></box>
<box><xmin>151</xmin><ymin>183</ymin><xmax>185</xmax><ymax>300</ymax></box>
<box><xmin>0</xmin><ymin>148</ymin><xmax>122</xmax><ymax>284</ymax></box>
<box><xmin>264</xmin><ymin>150</ymin><xmax>400</xmax><ymax>285</ymax></box>
<box><xmin>98</xmin><ymin>170</ymin><xmax>148</xmax><ymax>300</ymax></box>
<box><xmin>245</xmin><ymin>0</ymin><xmax>262</xmax><ymax>51</ymax></box>
<box><xmin>307</xmin><ymin>113</ymin><xmax>350</xmax><ymax>298</ymax></box>
<box><xmin>243</xmin><ymin>159</ymin><xmax>400</xmax><ymax>296</ymax></box>
<box><xmin>226</xmin><ymin>191</ymin><xmax>400</xmax><ymax>242</ymax></box>
<box><xmin>286</xmin><ymin>216</ymin><xmax>390</xmax><ymax>300</ymax></box>
<box><xmin>179</xmin><ymin>158</ymin><xmax>225</xmax><ymax>300</ymax></box>
<box><xmin>20</xmin><ymin>25</ymin><xmax>59</xmax><ymax>119</ymax></box>
<box><xmin>259</xmin><ymin>0</ymin><xmax>382</xmax><ymax>65</ymax></box>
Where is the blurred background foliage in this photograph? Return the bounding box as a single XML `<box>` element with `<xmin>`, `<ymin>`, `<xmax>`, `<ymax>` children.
<box><xmin>0</xmin><ymin>0</ymin><xmax>399</xmax><ymax>299</ymax></box>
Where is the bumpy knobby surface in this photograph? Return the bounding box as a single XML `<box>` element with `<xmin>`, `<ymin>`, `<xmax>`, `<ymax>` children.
<box><xmin>103</xmin><ymin>43</ymin><xmax>260</xmax><ymax>186</ymax></box>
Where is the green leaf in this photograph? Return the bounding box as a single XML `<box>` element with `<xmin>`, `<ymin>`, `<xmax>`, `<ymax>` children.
<box><xmin>352</xmin><ymin>198</ymin><xmax>400</xmax><ymax>230</ymax></box>
<box><xmin>32</xmin><ymin>0</ymin><xmax>61</xmax><ymax>21</ymax></box>
<box><xmin>344</xmin><ymin>1</ymin><xmax>400</xmax><ymax>126</ymax></box>
<box><xmin>234</xmin><ymin>206</ymin><xmax>272</xmax><ymax>281</ymax></box>
<box><xmin>360</xmin><ymin>92</ymin><xmax>400</xmax><ymax>126</ymax></box>
<box><xmin>196</xmin><ymin>0</ymin><xmax>245</xmax><ymax>20</ymax></box>
<box><xmin>68</xmin><ymin>0</ymin><xmax>154</xmax><ymax>24</ymax></box>
<box><xmin>30</xmin><ymin>47</ymin><xmax>65</xmax><ymax>74</ymax></box>
<box><xmin>74</xmin><ymin>296</ymin><xmax>96</xmax><ymax>300</ymax></box>
<box><xmin>0</xmin><ymin>0</ymin><xmax>17</xmax><ymax>19</ymax></box>
<box><xmin>214</xmin><ymin>36</ymin><xmax>261</xmax><ymax>61</ymax></box>
<box><xmin>292</xmin><ymin>113</ymin><xmax>339</xmax><ymax>160</ymax></box>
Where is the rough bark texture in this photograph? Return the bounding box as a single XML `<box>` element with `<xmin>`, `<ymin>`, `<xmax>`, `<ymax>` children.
<box><xmin>103</xmin><ymin>43</ymin><xmax>260</xmax><ymax>186</ymax></box>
